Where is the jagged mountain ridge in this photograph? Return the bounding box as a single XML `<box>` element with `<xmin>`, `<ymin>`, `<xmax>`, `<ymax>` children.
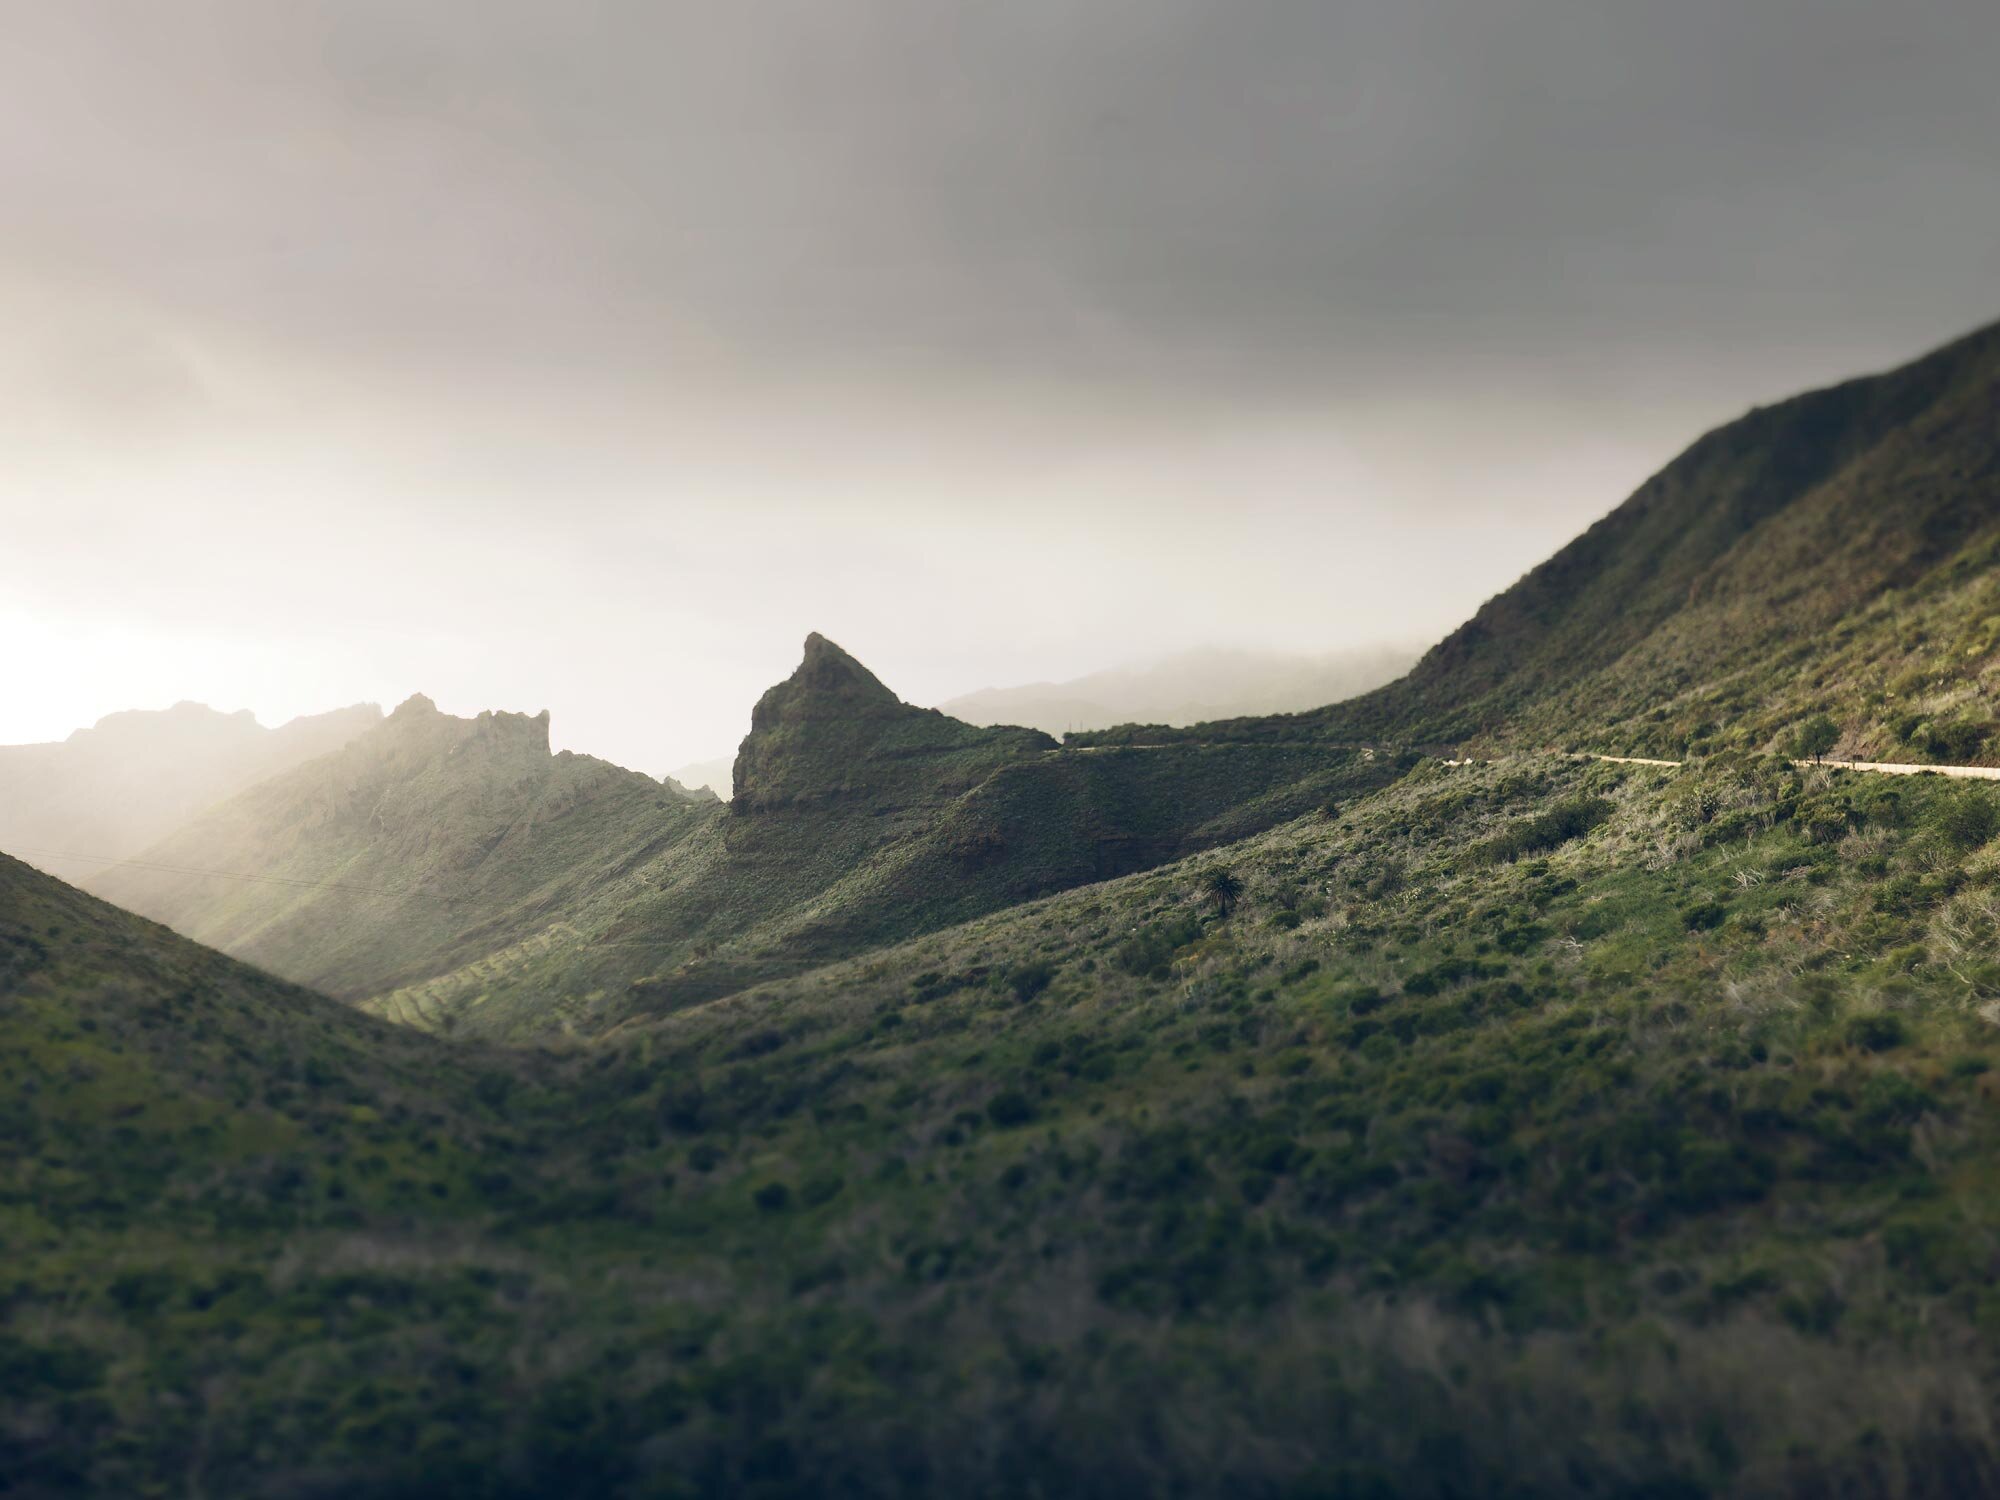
<box><xmin>86</xmin><ymin>694</ymin><xmax>715</xmax><ymax>1006</ymax></box>
<box><xmin>74</xmin><ymin>322</ymin><xmax>2000</xmax><ymax>1039</ymax></box>
<box><xmin>0</xmin><ymin>700</ymin><xmax>383</xmax><ymax>884</ymax></box>
<box><xmin>77</xmin><ymin>635</ymin><xmax>1392</xmax><ymax>1039</ymax></box>
<box><xmin>365</xmin><ymin>635</ymin><xmax>1394</xmax><ymax>1037</ymax></box>
<box><xmin>732</xmin><ymin>633</ymin><xmax>1057</xmax><ymax>811</ymax></box>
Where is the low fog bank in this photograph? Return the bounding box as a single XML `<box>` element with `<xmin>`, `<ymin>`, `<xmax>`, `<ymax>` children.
<box><xmin>941</xmin><ymin>644</ymin><xmax>1421</xmax><ymax>738</ymax></box>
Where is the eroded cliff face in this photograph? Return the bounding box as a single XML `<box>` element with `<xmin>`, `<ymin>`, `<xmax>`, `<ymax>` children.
<box><xmin>731</xmin><ymin>633</ymin><xmax>1054</xmax><ymax>814</ymax></box>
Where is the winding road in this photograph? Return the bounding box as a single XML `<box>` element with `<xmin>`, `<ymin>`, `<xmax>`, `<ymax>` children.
<box><xmin>1591</xmin><ymin>753</ymin><xmax>2000</xmax><ymax>781</ymax></box>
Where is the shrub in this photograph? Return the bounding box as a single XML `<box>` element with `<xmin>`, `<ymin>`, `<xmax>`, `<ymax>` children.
<box><xmin>986</xmin><ymin>1091</ymin><xmax>1036</xmax><ymax>1128</ymax></box>
<box><xmin>1846</xmin><ymin>1013</ymin><xmax>1909</xmax><ymax>1052</ymax></box>
<box><xmin>1201</xmin><ymin>868</ymin><xmax>1246</xmax><ymax>918</ymax></box>
<box><xmin>1908</xmin><ymin>717</ymin><xmax>1991</xmax><ymax>763</ymax></box>
<box><xmin>1477</xmin><ymin>798</ymin><xmax>1614</xmax><ymax>864</ymax></box>
<box><xmin>1935</xmin><ymin>787</ymin><xmax>1999</xmax><ymax>851</ymax></box>
<box><xmin>1334</xmin><ymin>984</ymin><xmax>1389</xmax><ymax>1015</ymax></box>
<box><xmin>1116</xmin><ymin>914</ymin><xmax>1204</xmax><ymax>979</ymax></box>
<box><xmin>1008</xmin><ymin>961</ymin><xmax>1055</xmax><ymax>1002</ymax></box>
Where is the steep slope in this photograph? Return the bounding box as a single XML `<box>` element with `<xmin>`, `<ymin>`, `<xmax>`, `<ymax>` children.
<box><xmin>361</xmin><ymin>637</ymin><xmax>1401</xmax><ymax>1038</ymax></box>
<box><xmin>570</xmin><ymin>749</ymin><xmax>2000</xmax><ymax>1496</ymax></box>
<box><xmin>21</xmin><ymin>755</ymin><xmax>2000</xmax><ymax>1494</ymax></box>
<box><xmin>942</xmin><ymin>643</ymin><xmax>1419</xmax><ymax>736</ymax></box>
<box><xmin>0</xmin><ymin>700</ymin><xmax>382</xmax><ymax>883</ymax></box>
<box><xmin>86</xmin><ymin>695</ymin><xmax>716</xmax><ymax>1011</ymax></box>
<box><xmin>0</xmin><ymin>849</ymin><xmax>494</xmax><ymax>1199</ymax></box>
<box><xmin>1077</xmin><ymin>319</ymin><xmax>2000</xmax><ymax>763</ymax></box>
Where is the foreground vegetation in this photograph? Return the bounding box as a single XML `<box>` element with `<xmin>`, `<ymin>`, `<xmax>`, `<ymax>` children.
<box><xmin>12</xmin><ymin>745</ymin><xmax>2000</xmax><ymax>1496</ymax></box>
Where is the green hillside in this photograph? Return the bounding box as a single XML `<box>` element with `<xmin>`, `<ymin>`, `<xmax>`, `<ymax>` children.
<box><xmin>1076</xmin><ymin>319</ymin><xmax>2000</xmax><ymax>764</ymax></box>
<box><xmin>86</xmin><ymin>695</ymin><xmax>714</xmax><ymax>1012</ymax></box>
<box><xmin>579</xmin><ymin>748</ymin><xmax>2000</xmax><ymax>1496</ymax></box>
<box><xmin>366</xmin><ymin>638</ymin><xmax>1402</xmax><ymax>1039</ymax></box>
<box><xmin>16</xmin><ymin>750</ymin><xmax>2000</xmax><ymax>1495</ymax></box>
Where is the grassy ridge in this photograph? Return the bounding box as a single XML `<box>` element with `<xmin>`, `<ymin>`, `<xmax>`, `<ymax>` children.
<box><xmin>1074</xmin><ymin>319</ymin><xmax>2000</xmax><ymax>764</ymax></box>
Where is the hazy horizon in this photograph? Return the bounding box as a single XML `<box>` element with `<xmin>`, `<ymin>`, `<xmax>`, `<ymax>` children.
<box><xmin>5</xmin><ymin>2</ymin><xmax>1998</xmax><ymax>772</ymax></box>
<box><xmin>5</xmin><ymin>637</ymin><xmax>1425</xmax><ymax>781</ymax></box>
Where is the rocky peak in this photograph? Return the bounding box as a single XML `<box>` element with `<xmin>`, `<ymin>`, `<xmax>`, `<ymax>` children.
<box><xmin>473</xmin><ymin>708</ymin><xmax>553</xmax><ymax>755</ymax></box>
<box><xmin>733</xmin><ymin>634</ymin><xmax>1055</xmax><ymax>813</ymax></box>
<box><xmin>390</xmin><ymin>693</ymin><xmax>440</xmax><ymax>720</ymax></box>
<box><xmin>750</xmin><ymin>634</ymin><xmax>901</xmax><ymax>731</ymax></box>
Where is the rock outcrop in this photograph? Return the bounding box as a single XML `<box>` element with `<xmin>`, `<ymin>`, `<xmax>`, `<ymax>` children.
<box><xmin>731</xmin><ymin>634</ymin><xmax>1055</xmax><ymax>813</ymax></box>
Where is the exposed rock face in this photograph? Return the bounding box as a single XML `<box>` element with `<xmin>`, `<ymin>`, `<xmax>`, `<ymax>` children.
<box><xmin>660</xmin><ymin>774</ymin><xmax>721</xmax><ymax>804</ymax></box>
<box><xmin>753</xmin><ymin>633</ymin><xmax>902</xmax><ymax>722</ymax></box>
<box><xmin>732</xmin><ymin>634</ymin><xmax>1056</xmax><ymax>813</ymax></box>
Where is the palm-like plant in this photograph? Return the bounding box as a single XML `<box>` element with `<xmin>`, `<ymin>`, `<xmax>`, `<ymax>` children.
<box><xmin>1201</xmin><ymin>867</ymin><xmax>1245</xmax><ymax>918</ymax></box>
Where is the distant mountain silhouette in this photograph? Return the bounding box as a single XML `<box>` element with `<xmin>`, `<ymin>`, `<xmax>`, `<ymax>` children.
<box><xmin>86</xmin><ymin>694</ymin><xmax>711</xmax><ymax>1004</ymax></box>
<box><xmin>665</xmin><ymin>755</ymin><xmax>734</xmax><ymax>798</ymax></box>
<box><xmin>0</xmin><ymin>700</ymin><xmax>381</xmax><ymax>883</ymax></box>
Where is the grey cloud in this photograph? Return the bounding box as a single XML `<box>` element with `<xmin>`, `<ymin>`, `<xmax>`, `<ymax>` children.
<box><xmin>4</xmin><ymin>0</ymin><xmax>1999</xmax><ymax>772</ymax></box>
<box><xmin>3</xmin><ymin>0</ymin><xmax>1996</xmax><ymax>398</ymax></box>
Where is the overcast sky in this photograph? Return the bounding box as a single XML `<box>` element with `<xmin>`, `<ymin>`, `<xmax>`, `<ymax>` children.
<box><xmin>3</xmin><ymin>0</ymin><xmax>1997</xmax><ymax>772</ymax></box>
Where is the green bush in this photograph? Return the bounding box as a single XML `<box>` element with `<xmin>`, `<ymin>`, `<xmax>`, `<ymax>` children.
<box><xmin>1477</xmin><ymin>798</ymin><xmax>1614</xmax><ymax>864</ymax></box>
<box><xmin>1681</xmin><ymin>901</ymin><xmax>1728</xmax><ymax>932</ymax></box>
<box><xmin>1846</xmin><ymin>1012</ymin><xmax>1909</xmax><ymax>1052</ymax></box>
<box><xmin>1008</xmin><ymin>961</ymin><xmax>1055</xmax><ymax>1002</ymax></box>
<box><xmin>1907</xmin><ymin>717</ymin><xmax>1991</xmax><ymax>763</ymax></box>
<box><xmin>986</xmin><ymin>1091</ymin><xmax>1036</xmax><ymax>1128</ymax></box>
<box><xmin>1934</xmin><ymin>787</ymin><xmax>1999</xmax><ymax>851</ymax></box>
<box><xmin>1115</xmin><ymin>914</ymin><xmax>1203</xmax><ymax>979</ymax></box>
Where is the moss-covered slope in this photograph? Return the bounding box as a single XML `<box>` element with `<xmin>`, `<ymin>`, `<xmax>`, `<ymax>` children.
<box><xmin>18</xmin><ymin>755</ymin><xmax>2000</xmax><ymax>1495</ymax></box>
